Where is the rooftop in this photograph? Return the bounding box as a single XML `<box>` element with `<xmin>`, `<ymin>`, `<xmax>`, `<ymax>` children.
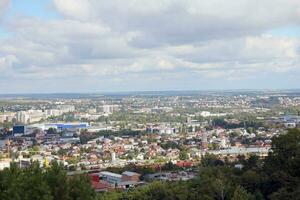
<box><xmin>99</xmin><ymin>171</ymin><xmax>122</xmax><ymax>178</ymax></box>
<box><xmin>122</xmin><ymin>171</ymin><xmax>141</xmax><ymax>176</ymax></box>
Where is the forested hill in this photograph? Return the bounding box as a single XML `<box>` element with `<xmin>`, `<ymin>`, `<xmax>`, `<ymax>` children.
<box><xmin>1</xmin><ymin>129</ymin><xmax>300</xmax><ymax>200</ymax></box>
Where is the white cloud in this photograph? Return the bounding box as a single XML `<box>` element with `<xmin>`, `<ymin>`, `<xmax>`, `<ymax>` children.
<box><xmin>0</xmin><ymin>0</ymin><xmax>300</xmax><ymax>92</ymax></box>
<box><xmin>0</xmin><ymin>0</ymin><xmax>10</xmax><ymax>20</ymax></box>
<box><xmin>53</xmin><ymin>0</ymin><xmax>92</xmax><ymax>20</ymax></box>
<box><xmin>53</xmin><ymin>0</ymin><xmax>300</xmax><ymax>46</ymax></box>
<box><xmin>0</xmin><ymin>54</ymin><xmax>17</xmax><ymax>68</ymax></box>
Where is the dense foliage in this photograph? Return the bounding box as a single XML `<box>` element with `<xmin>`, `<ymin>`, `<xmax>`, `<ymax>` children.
<box><xmin>0</xmin><ymin>162</ymin><xmax>96</xmax><ymax>200</ymax></box>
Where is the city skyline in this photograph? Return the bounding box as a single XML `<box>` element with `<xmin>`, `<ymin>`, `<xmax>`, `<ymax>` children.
<box><xmin>0</xmin><ymin>0</ymin><xmax>300</xmax><ymax>93</ymax></box>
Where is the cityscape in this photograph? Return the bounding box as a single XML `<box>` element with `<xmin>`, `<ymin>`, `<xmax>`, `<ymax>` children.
<box><xmin>0</xmin><ymin>90</ymin><xmax>300</xmax><ymax>196</ymax></box>
<box><xmin>1</xmin><ymin>0</ymin><xmax>300</xmax><ymax>199</ymax></box>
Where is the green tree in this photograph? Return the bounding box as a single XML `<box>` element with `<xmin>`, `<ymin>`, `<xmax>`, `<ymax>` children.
<box><xmin>69</xmin><ymin>175</ymin><xmax>96</xmax><ymax>200</ymax></box>
<box><xmin>47</xmin><ymin>128</ymin><xmax>57</xmax><ymax>135</ymax></box>
<box><xmin>232</xmin><ymin>186</ymin><xmax>253</xmax><ymax>200</ymax></box>
<box><xmin>44</xmin><ymin>162</ymin><xmax>70</xmax><ymax>200</ymax></box>
<box><xmin>201</xmin><ymin>154</ymin><xmax>224</xmax><ymax>167</ymax></box>
<box><xmin>265</xmin><ymin>129</ymin><xmax>300</xmax><ymax>176</ymax></box>
<box><xmin>0</xmin><ymin>161</ymin><xmax>97</xmax><ymax>200</ymax></box>
<box><xmin>0</xmin><ymin>163</ymin><xmax>24</xmax><ymax>200</ymax></box>
<box><xmin>263</xmin><ymin>128</ymin><xmax>300</xmax><ymax>197</ymax></box>
<box><xmin>18</xmin><ymin>162</ymin><xmax>53</xmax><ymax>200</ymax></box>
<box><xmin>240</xmin><ymin>170</ymin><xmax>260</xmax><ymax>193</ymax></box>
<box><xmin>179</xmin><ymin>150</ymin><xmax>189</xmax><ymax>160</ymax></box>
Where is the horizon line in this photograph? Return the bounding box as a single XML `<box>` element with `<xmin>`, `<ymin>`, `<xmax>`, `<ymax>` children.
<box><xmin>1</xmin><ymin>88</ymin><xmax>300</xmax><ymax>96</ymax></box>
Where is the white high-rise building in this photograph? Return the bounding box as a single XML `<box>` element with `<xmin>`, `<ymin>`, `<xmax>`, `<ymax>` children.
<box><xmin>97</xmin><ymin>105</ymin><xmax>119</xmax><ymax>114</ymax></box>
<box><xmin>16</xmin><ymin>111</ymin><xmax>30</xmax><ymax>124</ymax></box>
<box><xmin>111</xmin><ymin>151</ymin><xmax>116</xmax><ymax>163</ymax></box>
<box><xmin>28</xmin><ymin>110</ymin><xmax>44</xmax><ymax>123</ymax></box>
<box><xmin>45</xmin><ymin>109</ymin><xmax>62</xmax><ymax>117</ymax></box>
<box><xmin>56</xmin><ymin>105</ymin><xmax>75</xmax><ymax>113</ymax></box>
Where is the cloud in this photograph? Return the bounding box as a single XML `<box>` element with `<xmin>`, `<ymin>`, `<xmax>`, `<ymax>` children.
<box><xmin>167</xmin><ymin>35</ymin><xmax>299</xmax><ymax>63</ymax></box>
<box><xmin>0</xmin><ymin>54</ymin><xmax>17</xmax><ymax>69</ymax></box>
<box><xmin>0</xmin><ymin>0</ymin><xmax>300</xmax><ymax>92</ymax></box>
<box><xmin>53</xmin><ymin>0</ymin><xmax>300</xmax><ymax>46</ymax></box>
<box><xmin>0</xmin><ymin>0</ymin><xmax>10</xmax><ymax>20</ymax></box>
<box><xmin>53</xmin><ymin>0</ymin><xmax>92</xmax><ymax>20</ymax></box>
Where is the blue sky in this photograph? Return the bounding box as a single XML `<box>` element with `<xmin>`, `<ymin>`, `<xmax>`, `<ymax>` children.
<box><xmin>269</xmin><ymin>26</ymin><xmax>300</xmax><ymax>37</ymax></box>
<box><xmin>0</xmin><ymin>0</ymin><xmax>58</xmax><ymax>37</ymax></box>
<box><xmin>0</xmin><ymin>0</ymin><xmax>300</xmax><ymax>93</ymax></box>
<box><xmin>7</xmin><ymin>0</ymin><xmax>58</xmax><ymax>19</ymax></box>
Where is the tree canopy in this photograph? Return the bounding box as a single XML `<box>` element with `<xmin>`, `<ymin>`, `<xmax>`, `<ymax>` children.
<box><xmin>0</xmin><ymin>162</ymin><xmax>96</xmax><ymax>200</ymax></box>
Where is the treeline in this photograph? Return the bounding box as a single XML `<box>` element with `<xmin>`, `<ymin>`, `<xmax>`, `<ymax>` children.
<box><xmin>212</xmin><ymin>118</ymin><xmax>264</xmax><ymax>129</ymax></box>
<box><xmin>0</xmin><ymin>162</ymin><xmax>96</xmax><ymax>200</ymax></box>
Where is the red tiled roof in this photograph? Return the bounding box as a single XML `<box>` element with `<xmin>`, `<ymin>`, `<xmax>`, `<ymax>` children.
<box><xmin>176</xmin><ymin>161</ymin><xmax>193</xmax><ymax>167</ymax></box>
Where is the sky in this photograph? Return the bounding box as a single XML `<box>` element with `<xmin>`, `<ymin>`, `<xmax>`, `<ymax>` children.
<box><xmin>0</xmin><ymin>0</ymin><xmax>300</xmax><ymax>93</ymax></box>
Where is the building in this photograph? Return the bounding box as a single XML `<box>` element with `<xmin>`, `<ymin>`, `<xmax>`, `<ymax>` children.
<box><xmin>56</xmin><ymin>105</ymin><xmax>75</xmax><ymax>113</ymax></box>
<box><xmin>45</xmin><ymin>109</ymin><xmax>62</xmax><ymax>117</ymax></box>
<box><xmin>97</xmin><ymin>105</ymin><xmax>119</xmax><ymax>114</ymax></box>
<box><xmin>0</xmin><ymin>159</ymin><xmax>11</xmax><ymax>170</ymax></box>
<box><xmin>201</xmin><ymin>132</ymin><xmax>208</xmax><ymax>150</ymax></box>
<box><xmin>13</xmin><ymin>125</ymin><xmax>26</xmax><ymax>136</ymax></box>
<box><xmin>15</xmin><ymin>110</ymin><xmax>45</xmax><ymax>124</ymax></box>
<box><xmin>0</xmin><ymin>112</ymin><xmax>15</xmax><ymax>123</ymax></box>
<box><xmin>98</xmin><ymin>171</ymin><xmax>141</xmax><ymax>188</ymax></box>
<box><xmin>16</xmin><ymin>111</ymin><xmax>30</xmax><ymax>124</ymax></box>
<box><xmin>89</xmin><ymin>174</ymin><xmax>111</xmax><ymax>192</ymax></box>
<box><xmin>99</xmin><ymin>171</ymin><xmax>122</xmax><ymax>187</ymax></box>
<box><xmin>111</xmin><ymin>151</ymin><xmax>116</xmax><ymax>163</ymax></box>
<box><xmin>121</xmin><ymin>171</ymin><xmax>141</xmax><ymax>182</ymax></box>
<box><xmin>45</xmin><ymin>123</ymin><xmax>89</xmax><ymax>131</ymax></box>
